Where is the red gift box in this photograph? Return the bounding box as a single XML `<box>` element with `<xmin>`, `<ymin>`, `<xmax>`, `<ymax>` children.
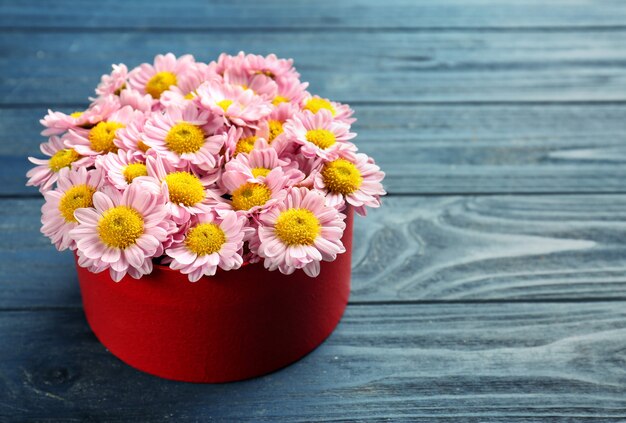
<box><xmin>76</xmin><ymin>208</ymin><xmax>353</xmax><ymax>383</ymax></box>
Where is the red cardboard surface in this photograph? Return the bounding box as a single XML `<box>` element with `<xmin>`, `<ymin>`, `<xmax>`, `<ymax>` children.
<box><xmin>76</xmin><ymin>208</ymin><xmax>353</xmax><ymax>383</ymax></box>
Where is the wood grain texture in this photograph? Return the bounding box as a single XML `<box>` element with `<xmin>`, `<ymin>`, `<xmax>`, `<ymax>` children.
<box><xmin>4</xmin><ymin>195</ymin><xmax>626</xmax><ymax>308</ymax></box>
<box><xmin>11</xmin><ymin>104</ymin><xmax>626</xmax><ymax>196</ymax></box>
<box><xmin>353</xmin><ymin>195</ymin><xmax>626</xmax><ymax>301</ymax></box>
<box><xmin>2</xmin><ymin>0</ymin><xmax>626</xmax><ymax>30</ymax></box>
<box><xmin>2</xmin><ymin>31</ymin><xmax>626</xmax><ymax>105</ymax></box>
<box><xmin>2</xmin><ymin>302</ymin><xmax>626</xmax><ymax>421</ymax></box>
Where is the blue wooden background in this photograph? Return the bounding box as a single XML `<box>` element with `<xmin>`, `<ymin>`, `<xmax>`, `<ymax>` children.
<box><xmin>2</xmin><ymin>0</ymin><xmax>626</xmax><ymax>421</ymax></box>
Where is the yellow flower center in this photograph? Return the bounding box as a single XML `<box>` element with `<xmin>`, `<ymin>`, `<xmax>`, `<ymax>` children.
<box><xmin>267</xmin><ymin>120</ymin><xmax>284</xmax><ymax>143</ymax></box>
<box><xmin>231</xmin><ymin>182</ymin><xmax>272</xmax><ymax>211</ymax></box>
<box><xmin>304</xmin><ymin>98</ymin><xmax>336</xmax><ymax>116</ymax></box>
<box><xmin>256</xmin><ymin>70</ymin><xmax>275</xmax><ymax>79</ymax></box>
<box><xmin>58</xmin><ymin>184</ymin><xmax>96</xmax><ymax>223</ymax></box>
<box><xmin>321</xmin><ymin>159</ymin><xmax>362</xmax><ymax>195</ymax></box>
<box><xmin>145</xmin><ymin>71</ymin><xmax>177</xmax><ymax>99</ymax></box>
<box><xmin>165</xmin><ymin>122</ymin><xmax>205</xmax><ymax>155</ymax></box>
<box><xmin>251</xmin><ymin>167</ymin><xmax>271</xmax><ymax>178</ymax></box>
<box><xmin>275</xmin><ymin>208</ymin><xmax>320</xmax><ymax>246</ymax></box>
<box><xmin>305</xmin><ymin>129</ymin><xmax>336</xmax><ymax>149</ymax></box>
<box><xmin>235</xmin><ymin>136</ymin><xmax>257</xmax><ymax>156</ymax></box>
<box><xmin>114</xmin><ymin>83</ymin><xmax>126</xmax><ymax>96</ymax></box>
<box><xmin>184</xmin><ymin>91</ymin><xmax>196</xmax><ymax>100</ymax></box>
<box><xmin>185</xmin><ymin>223</ymin><xmax>226</xmax><ymax>256</ymax></box>
<box><xmin>272</xmin><ymin>96</ymin><xmax>288</xmax><ymax>106</ymax></box>
<box><xmin>164</xmin><ymin>172</ymin><xmax>205</xmax><ymax>206</ymax></box>
<box><xmin>70</xmin><ymin>111</ymin><xmax>83</xmax><ymax>119</ymax></box>
<box><xmin>123</xmin><ymin>163</ymin><xmax>148</xmax><ymax>183</ymax></box>
<box><xmin>137</xmin><ymin>140</ymin><xmax>151</xmax><ymax>152</ymax></box>
<box><xmin>97</xmin><ymin>206</ymin><xmax>144</xmax><ymax>249</ymax></box>
<box><xmin>48</xmin><ymin>149</ymin><xmax>81</xmax><ymax>172</ymax></box>
<box><xmin>88</xmin><ymin>121</ymin><xmax>124</xmax><ymax>153</ymax></box>
<box><xmin>217</xmin><ymin>99</ymin><xmax>233</xmax><ymax>112</ymax></box>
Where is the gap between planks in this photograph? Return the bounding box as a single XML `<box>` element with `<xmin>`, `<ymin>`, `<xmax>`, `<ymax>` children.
<box><xmin>3</xmin><ymin>26</ymin><xmax>626</xmax><ymax>34</ymax></box>
<box><xmin>5</xmin><ymin>297</ymin><xmax>626</xmax><ymax>313</ymax></box>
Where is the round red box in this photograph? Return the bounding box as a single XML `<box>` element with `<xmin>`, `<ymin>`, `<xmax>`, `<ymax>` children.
<box><xmin>76</xmin><ymin>208</ymin><xmax>353</xmax><ymax>383</ymax></box>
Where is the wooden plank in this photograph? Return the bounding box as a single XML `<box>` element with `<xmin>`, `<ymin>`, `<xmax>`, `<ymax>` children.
<box><xmin>2</xmin><ymin>302</ymin><xmax>626</xmax><ymax>421</ymax></box>
<box><xmin>4</xmin><ymin>194</ymin><xmax>626</xmax><ymax>308</ymax></box>
<box><xmin>2</xmin><ymin>0</ymin><xmax>626</xmax><ymax>30</ymax></box>
<box><xmin>2</xmin><ymin>31</ymin><xmax>626</xmax><ymax>105</ymax></box>
<box><xmin>10</xmin><ymin>104</ymin><xmax>626</xmax><ymax>196</ymax></box>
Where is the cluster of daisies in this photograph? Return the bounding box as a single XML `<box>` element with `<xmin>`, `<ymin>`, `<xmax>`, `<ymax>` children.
<box><xmin>27</xmin><ymin>53</ymin><xmax>385</xmax><ymax>282</ymax></box>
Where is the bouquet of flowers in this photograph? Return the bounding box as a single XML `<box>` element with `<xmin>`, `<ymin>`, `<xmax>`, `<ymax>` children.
<box><xmin>27</xmin><ymin>52</ymin><xmax>385</xmax><ymax>282</ymax></box>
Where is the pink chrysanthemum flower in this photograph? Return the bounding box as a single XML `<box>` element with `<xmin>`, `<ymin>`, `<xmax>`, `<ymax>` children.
<box><xmin>65</xmin><ymin>105</ymin><xmax>143</xmax><ymax>156</ymax></box>
<box><xmin>27</xmin><ymin>135</ymin><xmax>91</xmax><ymax>192</ymax></box>
<box><xmin>143</xmin><ymin>103</ymin><xmax>224</xmax><ymax>171</ymax></box>
<box><xmin>272</xmin><ymin>77</ymin><xmax>308</xmax><ymax>107</ymax></box>
<box><xmin>221</xmin><ymin>126</ymin><xmax>264</xmax><ymax>160</ymax></box>
<box><xmin>114</xmin><ymin>113</ymin><xmax>151</xmax><ymax>155</ymax></box>
<box><xmin>96</xmin><ymin>150</ymin><xmax>148</xmax><ymax>190</ymax></box>
<box><xmin>165</xmin><ymin>211</ymin><xmax>250</xmax><ymax>282</ymax></box>
<box><xmin>256</xmin><ymin>103</ymin><xmax>300</xmax><ymax>155</ymax></box>
<box><xmin>40</xmin><ymin>95</ymin><xmax>121</xmax><ymax>136</ymax></box>
<box><xmin>221</xmin><ymin>161</ymin><xmax>289</xmax><ymax>216</ymax></box>
<box><xmin>301</xmin><ymin>95</ymin><xmax>355</xmax><ymax>124</ymax></box>
<box><xmin>196</xmin><ymin>80</ymin><xmax>272</xmax><ymax>127</ymax></box>
<box><xmin>40</xmin><ymin>167</ymin><xmax>107</xmax><ymax>251</ymax></box>
<box><xmin>222</xmin><ymin>108</ymin><xmax>297</xmax><ymax>162</ymax></box>
<box><xmin>40</xmin><ymin>110</ymin><xmax>92</xmax><ymax>137</ymax></box>
<box><xmin>224</xmin><ymin>140</ymin><xmax>303</xmax><ymax>186</ymax></box>
<box><xmin>95</xmin><ymin>63</ymin><xmax>128</xmax><ymax>96</ymax></box>
<box><xmin>285</xmin><ymin>153</ymin><xmax>324</xmax><ymax>189</ymax></box>
<box><xmin>251</xmin><ymin>187</ymin><xmax>346</xmax><ymax>277</ymax></box>
<box><xmin>223</xmin><ymin>67</ymin><xmax>278</xmax><ymax>100</ymax></box>
<box><xmin>119</xmin><ymin>89</ymin><xmax>154</xmax><ymax>113</ymax></box>
<box><xmin>214</xmin><ymin>52</ymin><xmax>248</xmax><ymax>75</ymax></box>
<box><xmin>158</xmin><ymin>90</ymin><xmax>189</xmax><ymax>109</ymax></box>
<box><xmin>128</xmin><ymin>53</ymin><xmax>195</xmax><ymax>100</ymax></box>
<box><xmin>160</xmin><ymin>62</ymin><xmax>221</xmax><ymax>108</ymax></box>
<box><xmin>70</xmin><ymin>183</ymin><xmax>173</xmax><ymax>282</ymax></box>
<box><xmin>237</xmin><ymin>52</ymin><xmax>301</xmax><ymax>88</ymax></box>
<box><xmin>136</xmin><ymin>154</ymin><xmax>215</xmax><ymax>224</ymax></box>
<box><xmin>283</xmin><ymin>109</ymin><xmax>356</xmax><ymax>160</ymax></box>
<box><xmin>314</xmin><ymin>152</ymin><xmax>386</xmax><ymax>216</ymax></box>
